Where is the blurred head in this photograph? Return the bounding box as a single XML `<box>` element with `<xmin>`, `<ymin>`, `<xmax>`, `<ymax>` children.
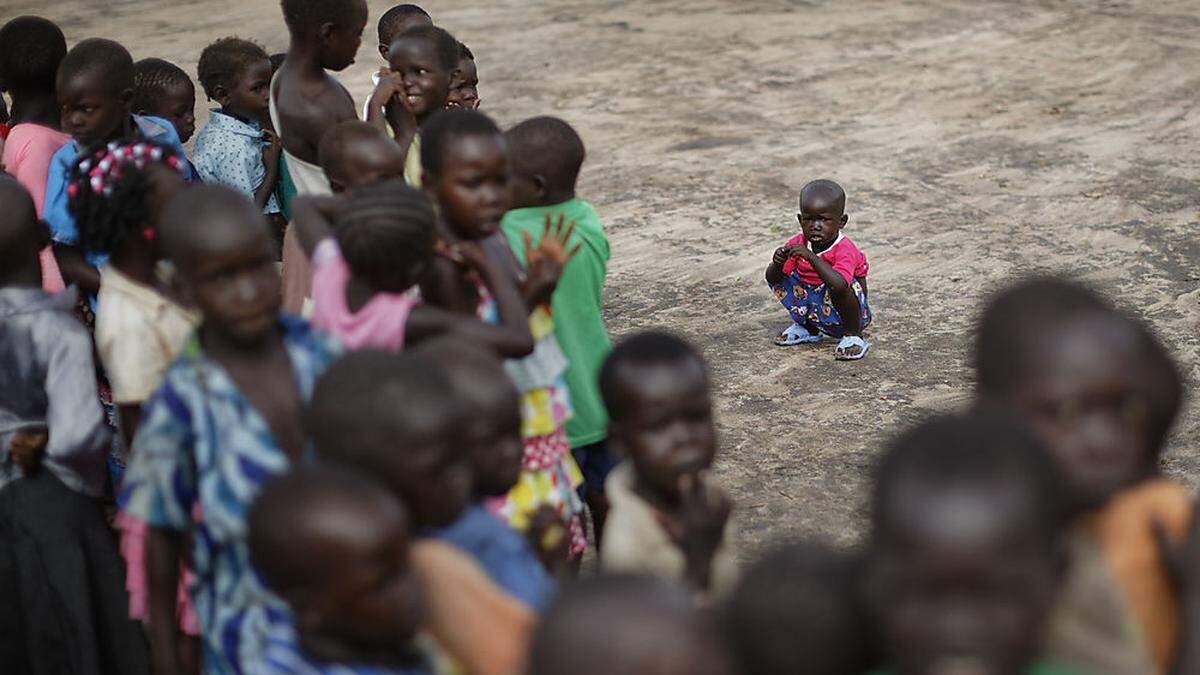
<box><xmin>161</xmin><ymin>185</ymin><xmax>281</xmax><ymax>346</ymax></box>
<box><xmin>387</xmin><ymin>25</ymin><xmax>459</xmax><ymax>122</ymax></box>
<box><xmin>309</xmin><ymin>350</ymin><xmax>473</xmax><ymax>528</ymax></box>
<box><xmin>376</xmin><ymin>4</ymin><xmax>432</xmax><ymax>60</ymax></box>
<box><xmin>797</xmin><ymin>179</ymin><xmax>848</xmax><ymax>250</ymax></box>
<box><xmin>420</xmin><ymin>109</ymin><xmax>509</xmax><ymax>240</ymax></box>
<box><xmin>976</xmin><ymin>277</ymin><xmax>1179</xmax><ymax>512</ymax></box>
<box><xmin>445</xmin><ymin>43</ymin><xmax>478</xmax><ymax>111</ymax></box>
<box><xmin>132</xmin><ymin>58</ymin><xmax>196</xmax><ymax>142</ymax></box>
<box><xmin>413</xmin><ymin>337</ymin><xmax>523</xmax><ymax>497</ymax></box>
<box><xmin>318</xmin><ymin>120</ymin><xmax>408</xmax><ymax>193</ymax></box>
<box><xmin>0</xmin><ymin>178</ymin><xmax>49</xmax><ymax>285</ymax></box>
<box><xmin>198</xmin><ymin>37</ymin><xmax>272</xmax><ymax>122</ymax></box>
<box><xmin>67</xmin><ymin>140</ymin><xmax>188</xmax><ymax>258</ymax></box>
<box><xmin>505</xmin><ymin>116</ymin><xmax>585</xmax><ymax>208</ymax></box>
<box><xmin>600</xmin><ymin>332</ymin><xmax>715</xmax><ymax>504</ymax></box>
<box><xmin>0</xmin><ymin>16</ymin><xmax>67</xmax><ymax>95</ymax></box>
<box><xmin>248</xmin><ymin>465</ymin><xmax>424</xmax><ymax>666</ymax></box>
<box><xmin>281</xmin><ymin>0</ymin><xmax>368</xmax><ymax>71</ymax></box>
<box><xmin>332</xmin><ymin>180</ymin><xmax>435</xmax><ymax>294</ymax></box>
<box><xmin>865</xmin><ymin>409</ymin><xmax>1067</xmax><ymax>675</ymax></box>
<box><xmin>529</xmin><ymin>575</ymin><xmax>734</xmax><ymax>675</ymax></box>
<box><xmin>56</xmin><ymin>38</ymin><xmax>135</xmax><ymax>146</ymax></box>
<box><xmin>720</xmin><ymin>542</ymin><xmax>870</xmax><ymax>675</ymax></box>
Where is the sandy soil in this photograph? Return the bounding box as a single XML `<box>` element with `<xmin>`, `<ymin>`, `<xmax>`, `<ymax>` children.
<box><xmin>12</xmin><ymin>0</ymin><xmax>1199</xmax><ymax>556</ymax></box>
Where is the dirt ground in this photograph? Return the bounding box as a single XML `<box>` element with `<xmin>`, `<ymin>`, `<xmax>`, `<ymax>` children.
<box><xmin>12</xmin><ymin>0</ymin><xmax>1200</xmax><ymax>557</ymax></box>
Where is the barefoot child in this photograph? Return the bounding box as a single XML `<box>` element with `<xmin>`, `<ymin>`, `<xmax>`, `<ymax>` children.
<box><xmin>976</xmin><ymin>278</ymin><xmax>1196</xmax><ymax>675</ymax></box>
<box><xmin>369</xmin><ymin>24</ymin><xmax>461</xmax><ymax>187</ymax></box>
<box><xmin>419</xmin><ymin>109</ymin><xmax>589</xmax><ymax>558</ymax></box>
<box><xmin>0</xmin><ymin>178</ymin><xmax>149</xmax><ymax>673</ymax></box>
<box><xmin>864</xmin><ymin>410</ymin><xmax>1072</xmax><ymax>675</ymax></box>
<box><xmin>272</xmin><ymin>0</ymin><xmax>366</xmax><ymax>197</ymax></box>
<box><xmin>765</xmin><ymin>179</ymin><xmax>871</xmax><ymax>360</ymax></box>
<box><xmin>310</xmin><ymin>350</ymin><xmax>552</xmax><ymax>610</ymax></box>
<box><xmin>132</xmin><ymin>58</ymin><xmax>197</xmax><ymax>144</ymax></box>
<box><xmin>0</xmin><ymin>16</ymin><xmax>69</xmax><ymax>290</ymax></box>
<box><xmin>597</xmin><ymin>331</ymin><xmax>738</xmax><ymax>597</ymax></box>
<box><xmin>194</xmin><ymin>38</ymin><xmax>283</xmax><ymax>219</ymax></box>
<box><xmin>249</xmin><ymin>466</ymin><xmax>429</xmax><ymax>674</ymax></box>
<box><xmin>290</xmin><ymin>181</ymin><xmax>534</xmax><ymax>355</ymax></box>
<box><xmin>44</xmin><ymin>38</ymin><xmax>189</xmax><ymax>296</ymax></box>
<box><xmin>502</xmin><ymin>116</ymin><xmax>615</xmax><ymax>548</ymax></box>
<box><xmin>120</xmin><ymin>185</ymin><xmax>340</xmax><ymax>674</ymax></box>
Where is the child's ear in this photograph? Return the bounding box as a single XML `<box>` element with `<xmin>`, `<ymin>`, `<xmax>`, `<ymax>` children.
<box><xmin>318</xmin><ymin>21</ymin><xmax>337</xmax><ymax>43</ymax></box>
<box><xmin>841</xmin><ymin>214</ymin><xmax>849</xmax><ymax>227</ymax></box>
<box><xmin>117</xmin><ymin>87</ymin><xmax>135</xmax><ymax>111</ymax></box>
<box><xmin>211</xmin><ymin>84</ymin><xmax>229</xmax><ymax>108</ymax></box>
<box><xmin>533</xmin><ymin>174</ymin><xmax>548</xmax><ymax>200</ymax></box>
<box><xmin>378</xmin><ymin>43</ymin><xmax>390</xmax><ymax>61</ymax></box>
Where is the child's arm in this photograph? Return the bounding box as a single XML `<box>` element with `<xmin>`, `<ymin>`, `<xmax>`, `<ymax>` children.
<box><xmin>289</xmin><ymin>195</ymin><xmax>337</xmax><ymax>258</ymax></box>
<box><xmin>52</xmin><ymin>244</ymin><xmax>101</xmax><ymax>295</ymax></box>
<box><xmin>857</xmin><ymin>276</ymin><xmax>869</xmax><ymax>301</ymax></box>
<box><xmin>253</xmin><ymin>131</ymin><xmax>282</xmax><ymax>211</ymax></box>
<box><xmin>146</xmin><ymin>527</ymin><xmax>187</xmax><ymax>674</ymax></box>
<box><xmin>44</xmin><ymin>319</ymin><xmax>112</xmax><ymax>473</ymax></box>
<box><xmin>764</xmin><ymin>245</ymin><xmax>792</xmax><ymax>286</ymax></box>
<box><xmin>658</xmin><ymin>475</ymin><xmax>733</xmax><ymax>594</ymax></box>
<box><xmin>364</xmin><ymin>72</ymin><xmax>418</xmax><ymax>157</ymax></box>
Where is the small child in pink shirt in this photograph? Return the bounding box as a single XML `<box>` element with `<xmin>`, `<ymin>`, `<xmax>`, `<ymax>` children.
<box><xmin>764</xmin><ymin>179</ymin><xmax>872</xmax><ymax>360</ymax></box>
<box><xmin>292</xmin><ymin>181</ymin><xmax>538</xmax><ymax>355</ymax></box>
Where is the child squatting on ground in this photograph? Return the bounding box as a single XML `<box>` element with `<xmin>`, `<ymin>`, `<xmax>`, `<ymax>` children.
<box><xmin>766</xmin><ymin>178</ymin><xmax>872</xmax><ymax>360</ymax></box>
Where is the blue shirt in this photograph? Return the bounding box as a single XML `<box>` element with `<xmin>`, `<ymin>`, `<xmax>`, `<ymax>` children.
<box><xmin>43</xmin><ymin>115</ymin><xmax>192</xmax><ymax>270</ymax></box>
<box><xmin>193</xmin><ymin>110</ymin><xmax>280</xmax><ymax>214</ymax></box>
<box><xmin>430</xmin><ymin>504</ymin><xmax>554</xmax><ymax>611</ymax></box>
<box><xmin>255</xmin><ymin>607</ymin><xmax>431</xmax><ymax>675</ymax></box>
<box><xmin>121</xmin><ymin>316</ymin><xmax>341</xmax><ymax>675</ymax></box>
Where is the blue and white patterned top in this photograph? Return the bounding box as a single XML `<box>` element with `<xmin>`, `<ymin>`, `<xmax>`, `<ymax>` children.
<box><xmin>193</xmin><ymin>110</ymin><xmax>280</xmax><ymax>214</ymax></box>
<box><xmin>120</xmin><ymin>316</ymin><xmax>340</xmax><ymax>675</ymax></box>
<box><xmin>255</xmin><ymin>607</ymin><xmax>432</xmax><ymax>675</ymax></box>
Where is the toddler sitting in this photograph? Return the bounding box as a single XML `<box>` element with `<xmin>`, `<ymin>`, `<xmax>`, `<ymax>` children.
<box><xmin>765</xmin><ymin>179</ymin><xmax>871</xmax><ymax>360</ymax></box>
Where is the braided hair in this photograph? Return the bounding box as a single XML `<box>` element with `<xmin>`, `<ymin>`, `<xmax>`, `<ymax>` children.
<box><xmin>334</xmin><ymin>180</ymin><xmax>435</xmax><ymax>292</ymax></box>
<box><xmin>66</xmin><ymin>139</ymin><xmax>188</xmax><ymax>256</ymax></box>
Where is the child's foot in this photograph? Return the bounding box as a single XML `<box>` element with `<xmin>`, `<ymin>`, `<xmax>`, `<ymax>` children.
<box><xmin>834</xmin><ymin>335</ymin><xmax>870</xmax><ymax>360</ymax></box>
<box><xmin>775</xmin><ymin>322</ymin><xmax>822</xmax><ymax>346</ymax></box>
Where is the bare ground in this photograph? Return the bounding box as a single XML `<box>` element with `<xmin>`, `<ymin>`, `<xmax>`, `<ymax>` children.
<box><xmin>12</xmin><ymin>0</ymin><xmax>1200</xmax><ymax>557</ymax></box>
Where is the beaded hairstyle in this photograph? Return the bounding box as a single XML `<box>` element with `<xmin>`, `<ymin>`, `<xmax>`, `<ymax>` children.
<box><xmin>67</xmin><ymin>139</ymin><xmax>188</xmax><ymax>255</ymax></box>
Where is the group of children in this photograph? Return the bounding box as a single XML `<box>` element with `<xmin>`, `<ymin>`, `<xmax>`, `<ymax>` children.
<box><xmin>0</xmin><ymin>1</ymin><xmax>1195</xmax><ymax>675</ymax></box>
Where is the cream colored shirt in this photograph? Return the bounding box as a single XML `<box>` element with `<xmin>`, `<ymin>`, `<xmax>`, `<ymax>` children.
<box><xmin>600</xmin><ymin>461</ymin><xmax>739</xmax><ymax>599</ymax></box>
<box><xmin>96</xmin><ymin>266</ymin><xmax>198</xmax><ymax>404</ymax></box>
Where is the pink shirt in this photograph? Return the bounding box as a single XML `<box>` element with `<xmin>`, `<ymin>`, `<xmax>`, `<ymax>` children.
<box><xmin>1</xmin><ymin>124</ymin><xmax>70</xmax><ymax>293</ymax></box>
<box><xmin>310</xmin><ymin>238</ymin><xmax>419</xmax><ymax>351</ymax></box>
<box><xmin>781</xmin><ymin>232</ymin><xmax>869</xmax><ymax>286</ymax></box>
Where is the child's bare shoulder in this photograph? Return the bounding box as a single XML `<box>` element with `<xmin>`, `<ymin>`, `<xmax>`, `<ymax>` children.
<box><xmin>274</xmin><ymin>67</ymin><xmax>355</xmax><ymax>151</ymax></box>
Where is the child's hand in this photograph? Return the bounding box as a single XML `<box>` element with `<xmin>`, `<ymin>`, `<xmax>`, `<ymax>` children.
<box><xmin>10</xmin><ymin>429</ymin><xmax>48</xmax><ymax>475</ymax></box>
<box><xmin>453</xmin><ymin>240</ymin><xmax>489</xmax><ymax>270</ymax></box>
<box><xmin>522</xmin><ymin>213</ymin><xmax>581</xmax><ymax>305</ymax></box>
<box><xmin>771</xmin><ymin>246</ymin><xmax>791</xmax><ymax>266</ymax></box>
<box><xmin>657</xmin><ymin>474</ymin><xmax>732</xmax><ymax>590</ymax></box>
<box><xmin>261</xmin><ymin>130</ymin><xmax>282</xmax><ymax>177</ymax></box>
<box><xmin>526</xmin><ymin>506</ymin><xmax>572</xmax><ymax>575</ymax></box>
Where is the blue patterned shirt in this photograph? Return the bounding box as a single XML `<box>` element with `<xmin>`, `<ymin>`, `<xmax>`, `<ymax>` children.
<box><xmin>121</xmin><ymin>316</ymin><xmax>340</xmax><ymax>675</ymax></box>
<box><xmin>256</xmin><ymin>607</ymin><xmax>431</xmax><ymax>675</ymax></box>
<box><xmin>193</xmin><ymin>110</ymin><xmax>280</xmax><ymax>214</ymax></box>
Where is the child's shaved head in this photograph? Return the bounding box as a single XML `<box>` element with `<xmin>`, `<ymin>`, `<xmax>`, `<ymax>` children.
<box><xmin>57</xmin><ymin>38</ymin><xmax>134</xmax><ymax>95</ymax></box>
<box><xmin>529</xmin><ymin>575</ymin><xmax>733</xmax><ymax>675</ymax></box>
<box><xmin>318</xmin><ymin>120</ymin><xmax>408</xmax><ymax>192</ymax></box>
<box><xmin>0</xmin><ymin>16</ymin><xmax>66</xmax><ymax>93</ymax></box>
<box><xmin>506</xmin><ymin>116</ymin><xmax>585</xmax><ymax>207</ymax></box>
<box><xmin>799</xmin><ymin>179</ymin><xmax>846</xmax><ymax>215</ymax></box>
<box><xmin>377</xmin><ymin>4</ymin><xmax>432</xmax><ymax>50</ymax></box>
<box><xmin>160</xmin><ymin>184</ymin><xmax>268</xmax><ymax>277</ymax></box>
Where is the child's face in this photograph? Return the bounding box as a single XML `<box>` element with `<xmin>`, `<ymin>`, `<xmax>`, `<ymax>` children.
<box><xmin>869</xmin><ymin>487</ymin><xmax>1058</xmax><ymax>675</ymax></box>
<box><xmin>1007</xmin><ymin>316</ymin><xmax>1151</xmax><ymax>512</ymax></box>
<box><xmin>303</xmin><ymin>507</ymin><xmax>424</xmax><ymax>659</ymax></box>
<box><xmin>446</xmin><ymin>58</ymin><xmax>479</xmax><ymax>110</ymax></box>
<box><xmin>156</xmin><ymin>79</ymin><xmax>196</xmax><ymax>144</ymax></box>
<box><xmin>320</xmin><ymin>1</ymin><xmax>368</xmax><ymax>72</ymax></box>
<box><xmin>58</xmin><ymin>70</ymin><xmax>132</xmax><ymax>147</ymax></box>
<box><xmin>388</xmin><ymin>37</ymin><xmax>454</xmax><ymax>120</ymax></box>
<box><xmin>426</xmin><ymin>132</ymin><xmax>510</xmax><ymax>240</ymax></box>
<box><xmin>180</xmin><ymin>214</ymin><xmax>281</xmax><ymax>346</ymax></box>
<box><xmin>797</xmin><ymin>194</ymin><xmax>847</xmax><ymax>249</ymax></box>
<box><xmin>379</xmin><ymin>413</ymin><xmax>474</xmax><ymax>528</ymax></box>
<box><xmin>463</xmin><ymin>380</ymin><xmax>523</xmax><ymax>498</ymax></box>
<box><xmin>612</xmin><ymin>358</ymin><xmax>716</xmax><ymax>501</ymax></box>
<box><xmin>221</xmin><ymin>59</ymin><xmax>272</xmax><ymax>122</ymax></box>
<box><xmin>331</xmin><ymin>137</ymin><xmax>408</xmax><ymax>193</ymax></box>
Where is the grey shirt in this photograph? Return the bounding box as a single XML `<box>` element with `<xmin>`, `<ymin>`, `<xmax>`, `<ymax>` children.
<box><xmin>0</xmin><ymin>286</ymin><xmax>111</xmax><ymax>497</ymax></box>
